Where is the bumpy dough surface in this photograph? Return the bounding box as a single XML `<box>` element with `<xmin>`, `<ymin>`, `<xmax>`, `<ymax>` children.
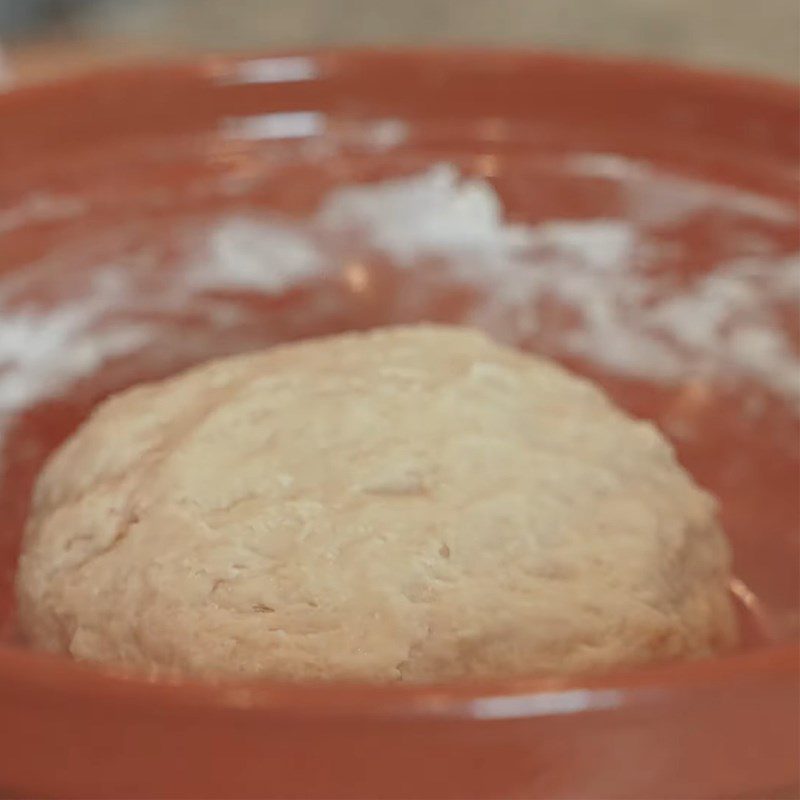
<box><xmin>16</xmin><ymin>325</ymin><xmax>737</xmax><ymax>681</ymax></box>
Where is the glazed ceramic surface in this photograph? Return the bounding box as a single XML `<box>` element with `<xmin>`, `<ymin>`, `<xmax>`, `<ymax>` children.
<box><xmin>0</xmin><ymin>51</ymin><xmax>797</xmax><ymax>799</ymax></box>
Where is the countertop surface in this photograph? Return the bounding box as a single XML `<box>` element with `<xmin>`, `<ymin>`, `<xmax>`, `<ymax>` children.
<box><xmin>2</xmin><ymin>0</ymin><xmax>798</xmax><ymax>85</ymax></box>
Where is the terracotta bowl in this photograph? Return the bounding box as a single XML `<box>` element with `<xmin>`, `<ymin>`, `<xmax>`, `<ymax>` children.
<box><xmin>0</xmin><ymin>50</ymin><xmax>797</xmax><ymax>799</ymax></box>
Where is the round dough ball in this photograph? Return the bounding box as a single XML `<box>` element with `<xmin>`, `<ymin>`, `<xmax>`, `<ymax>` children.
<box><xmin>16</xmin><ymin>325</ymin><xmax>737</xmax><ymax>681</ymax></box>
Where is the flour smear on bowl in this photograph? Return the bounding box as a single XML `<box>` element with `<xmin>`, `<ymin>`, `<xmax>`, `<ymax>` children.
<box><xmin>0</xmin><ymin>160</ymin><xmax>798</xmax><ymax>447</ymax></box>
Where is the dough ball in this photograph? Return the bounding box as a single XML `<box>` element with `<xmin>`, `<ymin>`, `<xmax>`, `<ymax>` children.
<box><xmin>16</xmin><ymin>325</ymin><xmax>737</xmax><ymax>681</ymax></box>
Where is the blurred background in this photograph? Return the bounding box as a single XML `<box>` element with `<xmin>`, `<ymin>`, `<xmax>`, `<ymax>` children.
<box><xmin>1</xmin><ymin>0</ymin><xmax>798</xmax><ymax>85</ymax></box>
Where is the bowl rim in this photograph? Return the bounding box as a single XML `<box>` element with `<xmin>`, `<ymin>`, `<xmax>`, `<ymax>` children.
<box><xmin>0</xmin><ymin>47</ymin><xmax>797</xmax><ymax>718</ymax></box>
<box><xmin>3</xmin><ymin>43</ymin><xmax>799</xmax><ymax>98</ymax></box>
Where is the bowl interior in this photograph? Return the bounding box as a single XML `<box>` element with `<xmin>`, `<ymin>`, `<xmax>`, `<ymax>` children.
<box><xmin>0</xmin><ymin>52</ymin><xmax>797</xmax><ymax>670</ymax></box>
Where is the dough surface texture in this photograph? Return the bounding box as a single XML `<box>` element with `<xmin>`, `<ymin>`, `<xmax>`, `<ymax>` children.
<box><xmin>16</xmin><ymin>325</ymin><xmax>737</xmax><ymax>681</ymax></box>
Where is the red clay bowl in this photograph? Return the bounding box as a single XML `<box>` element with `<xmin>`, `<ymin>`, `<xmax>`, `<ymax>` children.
<box><xmin>0</xmin><ymin>50</ymin><xmax>797</xmax><ymax>799</ymax></box>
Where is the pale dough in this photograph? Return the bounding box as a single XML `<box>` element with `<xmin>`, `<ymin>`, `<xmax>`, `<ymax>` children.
<box><xmin>16</xmin><ymin>325</ymin><xmax>737</xmax><ymax>681</ymax></box>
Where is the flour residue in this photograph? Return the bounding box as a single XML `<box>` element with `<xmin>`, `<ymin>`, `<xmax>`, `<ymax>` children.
<box><xmin>313</xmin><ymin>164</ymin><xmax>800</xmax><ymax>401</ymax></box>
<box><xmin>0</xmin><ymin>160</ymin><xmax>798</xmax><ymax>444</ymax></box>
<box><xmin>566</xmin><ymin>153</ymin><xmax>796</xmax><ymax>226</ymax></box>
<box><xmin>193</xmin><ymin>217</ymin><xmax>324</xmax><ymax>293</ymax></box>
<box><xmin>0</xmin><ymin>271</ymin><xmax>150</xmax><ymax>434</ymax></box>
<box><xmin>317</xmin><ymin>164</ymin><xmax>533</xmax><ymax>262</ymax></box>
<box><xmin>0</xmin><ymin>192</ymin><xmax>85</xmax><ymax>235</ymax></box>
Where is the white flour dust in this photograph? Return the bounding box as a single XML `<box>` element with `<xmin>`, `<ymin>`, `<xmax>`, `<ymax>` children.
<box><xmin>0</xmin><ymin>270</ymin><xmax>151</xmax><ymax>438</ymax></box>
<box><xmin>0</xmin><ymin>192</ymin><xmax>85</xmax><ymax>236</ymax></box>
<box><xmin>313</xmin><ymin>164</ymin><xmax>800</xmax><ymax>400</ymax></box>
<box><xmin>566</xmin><ymin>153</ymin><xmax>796</xmax><ymax>226</ymax></box>
<box><xmin>0</xmin><ymin>160</ymin><xmax>798</xmax><ymax>444</ymax></box>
